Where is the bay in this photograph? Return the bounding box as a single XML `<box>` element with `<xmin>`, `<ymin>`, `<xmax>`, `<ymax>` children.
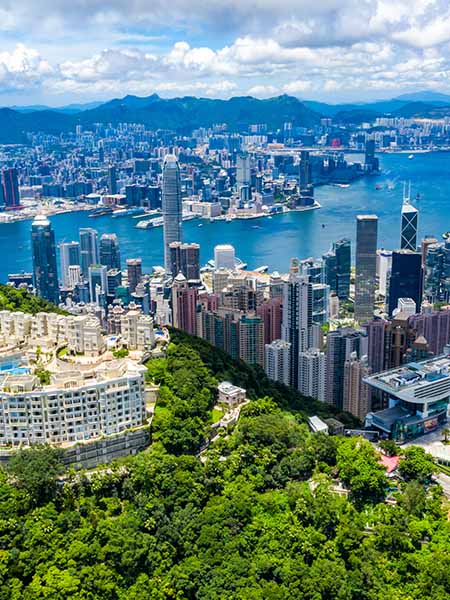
<box><xmin>1</xmin><ymin>151</ymin><xmax>450</xmax><ymax>282</ymax></box>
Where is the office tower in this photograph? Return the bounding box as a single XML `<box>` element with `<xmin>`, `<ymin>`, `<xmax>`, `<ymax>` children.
<box><xmin>325</xmin><ymin>327</ymin><xmax>365</xmax><ymax>408</ymax></box>
<box><xmin>377</xmin><ymin>249</ymin><xmax>392</xmax><ymax>297</ymax></box>
<box><xmin>311</xmin><ymin>283</ymin><xmax>330</xmax><ymax>325</ymax></box>
<box><xmin>127</xmin><ymin>258</ymin><xmax>142</xmax><ymax>294</ymax></box>
<box><xmin>257</xmin><ymin>297</ymin><xmax>282</xmax><ymax>344</ymax></box>
<box><xmin>281</xmin><ymin>273</ymin><xmax>313</xmax><ymax>388</ymax></box>
<box><xmin>298</xmin><ymin>150</ymin><xmax>312</xmax><ymax>189</ymax></box>
<box><xmin>421</xmin><ymin>236</ymin><xmax>438</xmax><ymax>267</ymax></box>
<box><xmin>400</xmin><ymin>186</ymin><xmax>418</xmax><ymax>251</ymax></box>
<box><xmin>79</xmin><ymin>228</ymin><xmax>99</xmax><ymax>277</ymax></box>
<box><xmin>300</xmin><ymin>257</ymin><xmax>324</xmax><ymax>284</ymax></box>
<box><xmin>238</xmin><ymin>315</ymin><xmax>264</xmax><ymax>366</ymax></box>
<box><xmin>2</xmin><ymin>168</ymin><xmax>20</xmax><ymax>209</ymax></box>
<box><xmin>31</xmin><ymin>215</ymin><xmax>59</xmax><ymax>304</ymax></box>
<box><xmin>67</xmin><ymin>265</ymin><xmax>82</xmax><ymax>289</ymax></box>
<box><xmin>298</xmin><ymin>348</ymin><xmax>326</xmax><ymax>402</ymax></box>
<box><xmin>172</xmin><ymin>273</ymin><xmax>198</xmax><ymax>335</ymax></box>
<box><xmin>364</xmin><ymin>139</ymin><xmax>379</xmax><ymax>171</ymax></box>
<box><xmin>388</xmin><ymin>250</ymin><xmax>422</xmax><ymax>316</ymax></box>
<box><xmin>107</xmin><ymin>166</ymin><xmax>117</xmax><ymax>194</ymax></box>
<box><xmin>100</xmin><ymin>233</ymin><xmax>121</xmax><ymax>271</ymax></box>
<box><xmin>423</xmin><ymin>238</ymin><xmax>450</xmax><ymax>303</ymax></box>
<box><xmin>106</xmin><ymin>269</ymin><xmax>122</xmax><ymax>303</ymax></box>
<box><xmin>236</xmin><ymin>153</ymin><xmax>250</xmax><ymax>190</ymax></box>
<box><xmin>169</xmin><ymin>242</ymin><xmax>200</xmax><ymax>280</ymax></box>
<box><xmin>88</xmin><ymin>265</ymin><xmax>107</xmax><ymax>305</ymax></box>
<box><xmin>59</xmin><ymin>241</ymin><xmax>80</xmax><ymax>288</ymax></box>
<box><xmin>396</xmin><ymin>297</ymin><xmax>417</xmax><ymax>317</ymax></box>
<box><xmin>214</xmin><ymin>244</ymin><xmax>235</xmax><ymax>269</ymax></box>
<box><xmin>343</xmin><ymin>353</ymin><xmax>371</xmax><ymax>420</ymax></box>
<box><xmin>325</xmin><ymin>239</ymin><xmax>351</xmax><ymax>300</ymax></box>
<box><xmin>355</xmin><ymin>215</ymin><xmax>378</xmax><ymax>323</ymax></box>
<box><xmin>365</xmin><ymin>318</ymin><xmax>387</xmax><ymax>375</ymax></box>
<box><xmin>265</xmin><ymin>339</ymin><xmax>291</xmax><ymax>385</ymax></box>
<box><xmin>162</xmin><ymin>154</ymin><xmax>182</xmax><ymax>272</ymax></box>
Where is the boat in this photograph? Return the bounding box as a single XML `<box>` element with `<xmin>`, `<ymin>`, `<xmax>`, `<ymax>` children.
<box><xmin>198</xmin><ymin>223</ymin><xmax>203</xmax><ymax>227</ymax></box>
<box><xmin>408</xmin><ymin>154</ymin><xmax>414</xmax><ymax>159</ymax></box>
<box><xmin>112</xmin><ymin>207</ymin><xmax>146</xmax><ymax>218</ymax></box>
<box><xmin>333</xmin><ymin>183</ymin><xmax>350</xmax><ymax>188</ymax></box>
<box><xmin>415</xmin><ymin>193</ymin><xmax>421</xmax><ymax>201</ymax></box>
<box><xmin>375</xmin><ymin>184</ymin><xmax>383</xmax><ymax>190</ymax></box>
<box><xmin>89</xmin><ymin>206</ymin><xmax>113</xmax><ymax>218</ymax></box>
<box><xmin>136</xmin><ymin>216</ymin><xmax>164</xmax><ymax>229</ymax></box>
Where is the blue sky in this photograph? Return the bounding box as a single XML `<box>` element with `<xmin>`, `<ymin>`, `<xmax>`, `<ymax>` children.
<box><xmin>1</xmin><ymin>0</ymin><xmax>450</xmax><ymax>105</ymax></box>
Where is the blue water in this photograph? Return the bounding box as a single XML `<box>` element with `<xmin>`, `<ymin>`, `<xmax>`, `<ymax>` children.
<box><xmin>2</xmin><ymin>152</ymin><xmax>450</xmax><ymax>281</ymax></box>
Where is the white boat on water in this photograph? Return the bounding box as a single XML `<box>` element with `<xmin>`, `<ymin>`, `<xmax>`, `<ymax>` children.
<box><xmin>408</xmin><ymin>154</ymin><xmax>414</xmax><ymax>159</ymax></box>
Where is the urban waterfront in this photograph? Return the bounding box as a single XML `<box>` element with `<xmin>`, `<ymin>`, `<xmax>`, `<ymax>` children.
<box><xmin>1</xmin><ymin>150</ymin><xmax>449</xmax><ymax>281</ymax></box>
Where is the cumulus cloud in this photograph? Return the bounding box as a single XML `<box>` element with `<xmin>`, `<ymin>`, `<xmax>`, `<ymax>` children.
<box><xmin>3</xmin><ymin>1</ymin><xmax>450</xmax><ymax>102</ymax></box>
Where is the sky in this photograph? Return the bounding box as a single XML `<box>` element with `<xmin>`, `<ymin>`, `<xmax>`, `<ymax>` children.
<box><xmin>2</xmin><ymin>0</ymin><xmax>450</xmax><ymax>106</ymax></box>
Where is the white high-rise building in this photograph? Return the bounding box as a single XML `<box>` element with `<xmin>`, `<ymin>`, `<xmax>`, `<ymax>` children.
<box><xmin>298</xmin><ymin>348</ymin><xmax>326</xmax><ymax>402</ymax></box>
<box><xmin>265</xmin><ymin>339</ymin><xmax>291</xmax><ymax>385</ymax></box>
<box><xmin>377</xmin><ymin>249</ymin><xmax>392</xmax><ymax>297</ymax></box>
<box><xmin>59</xmin><ymin>241</ymin><xmax>80</xmax><ymax>287</ymax></box>
<box><xmin>67</xmin><ymin>265</ymin><xmax>82</xmax><ymax>289</ymax></box>
<box><xmin>214</xmin><ymin>244</ymin><xmax>236</xmax><ymax>269</ymax></box>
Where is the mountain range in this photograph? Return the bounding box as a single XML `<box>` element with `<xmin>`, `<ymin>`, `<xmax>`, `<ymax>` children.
<box><xmin>1</xmin><ymin>90</ymin><xmax>450</xmax><ymax>144</ymax></box>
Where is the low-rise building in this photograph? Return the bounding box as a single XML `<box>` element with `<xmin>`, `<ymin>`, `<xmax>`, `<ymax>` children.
<box><xmin>218</xmin><ymin>381</ymin><xmax>246</xmax><ymax>406</ymax></box>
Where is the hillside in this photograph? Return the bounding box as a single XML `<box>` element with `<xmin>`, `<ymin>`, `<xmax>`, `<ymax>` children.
<box><xmin>0</xmin><ymin>284</ymin><xmax>67</xmax><ymax>314</ymax></box>
<box><xmin>0</xmin><ymin>324</ymin><xmax>447</xmax><ymax>598</ymax></box>
<box><xmin>0</xmin><ymin>94</ymin><xmax>321</xmax><ymax>142</ymax></box>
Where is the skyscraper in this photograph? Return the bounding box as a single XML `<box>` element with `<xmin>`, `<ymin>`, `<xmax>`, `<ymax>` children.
<box><xmin>214</xmin><ymin>244</ymin><xmax>235</xmax><ymax>269</ymax></box>
<box><xmin>281</xmin><ymin>273</ymin><xmax>313</xmax><ymax>388</ymax></box>
<box><xmin>400</xmin><ymin>184</ymin><xmax>418</xmax><ymax>251</ymax></box>
<box><xmin>107</xmin><ymin>166</ymin><xmax>117</xmax><ymax>195</ymax></box>
<box><xmin>88</xmin><ymin>265</ymin><xmax>108</xmax><ymax>306</ymax></box>
<box><xmin>236</xmin><ymin>153</ymin><xmax>250</xmax><ymax>190</ymax></box>
<box><xmin>162</xmin><ymin>154</ymin><xmax>182</xmax><ymax>272</ymax></box>
<box><xmin>2</xmin><ymin>168</ymin><xmax>20</xmax><ymax>209</ymax></box>
<box><xmin>59</xmin><ymin>241</ymin><xmax>80</xmax><ymax>288</ymax></box>
<box><xmin>355</xmin><ymin>215</ymin><xmax>378</xmax><ymax>323</ymax></box>
<box><xmin>99</xmin><ymin>233</ymin><xmax>121</xmax><ymax>271</ymax></box>
<box><xmin>127</xmin><ymin>258</ymin><xmax>142</xmax><ymax>294</ymax></box>
<box><xmin>298</xmin><ymin>348</ymin><xmax>326</xmax><ymax>403</ymax></box>
<box><xmin>31</xmin><ymin>215</ymin><xmax>59</xmax><ymax>304</ymax></box>
<box><xmin>172</xmin><ymin>273</ymin><xmax>198</xmax><ymax>336</ymax></box>
<box><xmin>169</xmin><ymin>242</ymin><xmax>200</xmax><ymax>280</ymax></box>
<box><xmin>325</xmin><ymin>327</ymin><xmax>365</xmax><ymax>408</ymax></box>
<box><xmin>239</xmin><ymin>315</ymin><xmax>264</xmax><ymax>366</ymax></box>
<box><xmin>265</xmin><ymin>339</ymin><xmax>291</xmax><ymax>385</ymax></box>
<box><xmin>388</xmin><ymin>250</ymin><xmax>423</xmax><ymax>316</ymax></box>
<box><xmin>343</xmin><ymin>353</ymin><xmax>371</xmax><ymax>420</ymax></box>
<box><xmin>79</xmin><ymin>228</ymin><xmax>99</xmax><ymax>277</ymax></box>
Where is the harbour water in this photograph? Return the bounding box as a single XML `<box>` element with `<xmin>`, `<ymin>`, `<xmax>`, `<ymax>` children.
<box><xmin>1</xmin><ymin>151</ymin><xmax>450</xmax><ymax>281</ymax></box>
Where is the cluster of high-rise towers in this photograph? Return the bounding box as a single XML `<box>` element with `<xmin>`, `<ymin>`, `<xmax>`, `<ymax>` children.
<box><xmin>26</xmin><ymin>153</ymin><xmax>450</xmax><ymax>441</ymax></box>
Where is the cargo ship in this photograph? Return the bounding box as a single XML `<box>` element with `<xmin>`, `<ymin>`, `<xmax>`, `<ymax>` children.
<box><xmin>88</xmin><ymin>206</ymin><xmax>114</xmax><ymax>218</ymax></box>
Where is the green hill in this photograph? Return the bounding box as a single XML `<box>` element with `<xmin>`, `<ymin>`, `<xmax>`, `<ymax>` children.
<box><xmin>0</xmin><ymin>284</ymin><xmax>67</xmax><ymax>314</ymax></box>
<box><xmin>0</xmin><ymin>323</ymin><xmax>446</xmax><ymax>599</ymax></box>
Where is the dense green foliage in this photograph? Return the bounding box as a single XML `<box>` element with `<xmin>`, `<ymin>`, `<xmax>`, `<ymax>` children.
<box><xmin>0</xmin><ymin>333</ymin><xmax>449</xmax><ymax>599</ymax></box>
<box><xmin>169</xmin><ymin>328</ymin><xmax>360</xmax><ymax>427</ymax></box>
<box><xmin>0</xmin><ymin>285</ymin><xmax>67</xmax><ymax>315</ymax></box>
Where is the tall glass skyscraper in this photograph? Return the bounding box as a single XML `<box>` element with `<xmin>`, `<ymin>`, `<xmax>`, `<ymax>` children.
<box><xmin>400</xmin><ymin>198</ymin><xmax>418</xmax><ymax>251</ymax></box>
<box><xmin>99</xmin><ymin>233</ymin><xmax>121</xmax><ymax>271</ymax></box>
<box><xmin>162</xmin><ymin>154</ymin><xmax>182</xmax><ymax>272</ymax></box>
<box><xmin>31</xmin><ymin>215</ymin><xmax>59</xmax><ymax>304</ymax></box>
<box><xmin>79</xmin><ymin>228</ymin><xmax>99</xmax><ymax>277</ymax></box>
<box><xmin>355</xmin><ymin>215</ymin><xmax>378</xmax><ymax>323</ymax></box>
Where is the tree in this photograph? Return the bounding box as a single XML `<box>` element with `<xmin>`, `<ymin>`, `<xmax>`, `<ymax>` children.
<box><xmin>398</xmin><ymin>446</ymin><xmax>435</xmax><ymax>482</ymax></box>
<box><xmin>6</xmin><ymin>446</ymin><xmax>64</xmax><ymax>506</ymax></box>
<box><xmin>379</xmin><ymin>439</ymin><xmax>400</xmax><ymax>457</ymax></box>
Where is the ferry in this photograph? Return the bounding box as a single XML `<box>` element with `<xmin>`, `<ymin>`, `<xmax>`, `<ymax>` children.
<box><xmin>136</xmin><ymin>216</ymin><xmax>164</xmax><ymax>229</ymax></box>
<box><xmin>408</xmin><ymin>154</ymin><xmax>414</xmax><ymax>159</ymax></box>
<box><xmin>89</xmin><ymin>206</ymin><xmax>113</xmax><ymax>218</ymax></box>
<box><xmin>112</xmin><ymin>207</ymin><xmax>146</xmax><ymax>218</ymax></box>
<box><xmin>375</xmin><ymin>184</ymin><xmax>383</xmax><ymax>190</ymax></box>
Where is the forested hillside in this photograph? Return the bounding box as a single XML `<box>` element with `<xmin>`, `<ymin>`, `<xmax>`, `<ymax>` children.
<box><xmin>0</xmin><ymin>331</ymin><xmax>448</xmax><ymax>599</ymax></box>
